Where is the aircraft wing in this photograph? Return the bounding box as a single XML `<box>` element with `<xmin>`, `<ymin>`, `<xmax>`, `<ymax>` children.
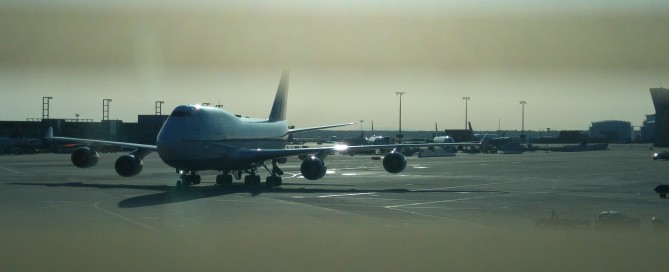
<box><xmin>233</xmin><ymin>141</ymin><xmax>481</xmax><ymax>163</ymax></box>
<box><xmin>285</xmin><ymin>123</ymin><xmax>355</xmax><ymax>135</ymax></box>
<box><xmin>46</xmin><ymin>128</ymin><xmax>157</xmax><ymax>152</ymax></box>
<box><xmin>343</xmin><ymin>141</ymin><xmax>482</xmax><ymax>150</ymax></box>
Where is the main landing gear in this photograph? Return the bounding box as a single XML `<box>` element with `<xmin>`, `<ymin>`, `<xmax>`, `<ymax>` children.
<box><xmin>175</xmin><ymin>159</ymin><xmax>285</xmax><ymax>191</ymax></box>
<box><xmin>243</xmin><ymin>174</ymin><xmax>261</xmax><ymax>186</ymax></box>
<box><xmin>263</xmin><ymin>160</ymin><xmax>283</xmax><ymax>188</ymax></box>
<box><xmin>215</xmin><ymin>172</ymin><xmax>234</xmax><ymax>186</ymax></box>
<box><xmin>176</xmin><ymin>171</ymin><xmax>201</xmax><ymax>191</ymax></box>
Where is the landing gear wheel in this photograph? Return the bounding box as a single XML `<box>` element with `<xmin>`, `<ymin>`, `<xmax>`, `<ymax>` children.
<box><xmin>191</xmin><ymin>175</ymin><xmax>201</xmax><ymax>185</ymax></box>
<box><xmin>217</xmin><ymin>174</ymin><xmax>233</xmax><ymax>186</ymax></box>
<box><xmin>176</xmin><ymin>173</ymin><xmax>196</xmax><ymax>191</ymax></box>
<box><xmin>176</xmin><ymin>178</ymin><xmax>190</xmax><ymax>191</ymax></box>
<box><xmin>244</xmin><ymin>175</ymin><xmax>259</xmax><ymax>186</ymax></box>
<box><xmin>266</xmin><ymin>176</ymin><xmax>283</xmax><ymax>188</ymax></box>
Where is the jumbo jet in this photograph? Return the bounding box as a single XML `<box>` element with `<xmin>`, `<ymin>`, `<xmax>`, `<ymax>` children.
<box><xmin>47</xmin><ymin>72</ymin><xmax>479</xmax><ymax>191</ymax></box>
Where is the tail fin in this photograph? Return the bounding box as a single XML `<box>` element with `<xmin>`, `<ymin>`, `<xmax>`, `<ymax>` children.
<box><xmin>269</xmin><ymin>71</ymin><xmax>289</xmax><ymax>122</ymax></box>
<box><xmin>46</xmin><ymin>127</ymin><xmax>54</xmax><ymax>139</ymax></box>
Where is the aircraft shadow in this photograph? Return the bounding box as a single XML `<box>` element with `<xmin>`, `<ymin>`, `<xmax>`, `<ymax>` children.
<box><xmin>9</xmin><ymin>182</ymin><xmax>504</xmax><ymax>209</ymax></box>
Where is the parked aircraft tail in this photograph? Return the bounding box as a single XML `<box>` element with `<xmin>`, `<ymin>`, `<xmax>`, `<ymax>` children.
<box><xmin>269</xmin><ymin>71</ymin><xmax>289</xmax><ymax>122</ymax></box>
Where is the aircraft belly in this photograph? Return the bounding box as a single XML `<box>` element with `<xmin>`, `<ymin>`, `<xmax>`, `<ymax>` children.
<box><xmin>157</xmin><ymin>140</ymin><xmax>287</xmax><ymax>171</ymax></box>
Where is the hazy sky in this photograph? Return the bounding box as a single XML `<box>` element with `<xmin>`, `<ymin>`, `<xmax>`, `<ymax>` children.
<box><xmin>1</xmin><ymin>1</ymin><xmax>668</xmax><ymax>131</ymax></box>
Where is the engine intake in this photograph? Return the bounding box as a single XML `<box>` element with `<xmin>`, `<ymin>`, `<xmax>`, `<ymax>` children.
<box><xmin>115</xmin><ymin>155</ymin><xmax>143</xmax><ymax>177</ymax></box>
<box><xmin>383</xmin><ymin>151</ymin><xmax>407</xmax><ymax>174</ymax></box>
<box><xmin>300</xmin><ymin>156</ymin><xmax>327</xmax><ymax>180</ymax></box>
<box><xmin>71</xmin><ymin>147</ymin><xmax>99</xmax><ymax>168</ymax></box>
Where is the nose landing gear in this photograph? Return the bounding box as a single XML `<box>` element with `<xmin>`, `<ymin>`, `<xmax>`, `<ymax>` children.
<box><xmin>176</xmin><ymin>171</ymin><xmax>200</xmax><ymax>191</ymax></box>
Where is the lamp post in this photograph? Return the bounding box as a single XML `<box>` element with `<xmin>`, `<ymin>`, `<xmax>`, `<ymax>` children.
<box><xmin>520</xmin><ymin>100</ymin><xmax>527</xmax><ymax>145</ymax></box>
<box><xmin>396</xmin><ymin>92</ymin><xmax>405</xmax><ymax>143</ymax></box>
<box><xmin>103</xmin><ymin>99</ymin><xmax>112</xmax><ymax>121</ymax></box>
<box><xmin>42</xmin><ymin>97</ymin><xmax>53</xmax><ymax>120</ymax></box>
<box><xmin>462</xmin><ymin>96</ymin><xmax>471</xmax><ymax>129</ymax></box>
<box><xmin>155</xmin><ymin>101</ymin><xmax>164</xmax><ymax>115</ymax></box>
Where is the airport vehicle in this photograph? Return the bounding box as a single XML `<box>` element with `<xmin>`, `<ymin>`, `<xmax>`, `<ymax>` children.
<box><xmin>652</xmin><ymin>151</ymin><xmax>669</xmax><ymax>160</ymax></box>
<box><xmin>593</xmin><ymin>211</ymin><xmax>640</xmax><ymax>231</ymax></box>
<box><xmin>47</xmin><ymin>72</ymin><xmax>479</xmax><ymax>190</ymax></box>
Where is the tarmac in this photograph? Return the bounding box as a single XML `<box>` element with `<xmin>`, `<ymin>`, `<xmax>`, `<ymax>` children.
<box><xmin>1</xmin><ymin>144</ymin><xmax>668</xmax><ymax>271</ymax></box>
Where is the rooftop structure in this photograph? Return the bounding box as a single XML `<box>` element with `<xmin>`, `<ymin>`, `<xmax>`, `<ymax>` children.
<box><xmin>650</xmin><ymin>88</ymin><xmax>669</xmax><ymax>147</ymax></box>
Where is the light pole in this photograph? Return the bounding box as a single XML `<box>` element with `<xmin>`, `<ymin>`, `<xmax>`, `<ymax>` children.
<box><xmin>155</xmin><ymin>101</ymin><xmax>164</xmax><ymax>115</ymax></box>
<box><xmin>520</xmin><ymin>100</ymin><xmax>527</xmax><ymax>145</ymax></box>
<box><xmin>103</xmin><ymin>99</ymin><xmax>112</xmax><ymax>121</ymax></box>
<box><xmin>42</xmin><ymin>97</ymin><xmax>53</xmax><ymax>120</ymax></box>
<box><xmin>396</xmin><ymin>92</ymin><xmax>406</xmax><ymax>143</ymax></box>
<box><xmin>462</xmin><ymin>96</ymin><xmax>471</xmax><ymax>129</ymax></box>
<box><xmin>359</xmin><ymin>120</ymin><xmax>364</xmax><ymax>133</ymax></box>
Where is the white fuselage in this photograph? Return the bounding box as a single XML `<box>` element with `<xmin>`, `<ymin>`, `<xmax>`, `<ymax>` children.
<box><xmin>156</xmin><ymin>105</ymin><xmax>289</xmax><ymax>171</ymax></box>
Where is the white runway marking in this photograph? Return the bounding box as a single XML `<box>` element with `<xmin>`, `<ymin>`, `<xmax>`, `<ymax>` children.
<box><xmin>384</xmin><ymin>193</ymin><xmax>522</xmax><ymax>209</ymax></box>
<box><xmin>385</xmin><ymin>191</ymin><xmax>549</xmax><ymax>209</ymax></box>
<box><xmin>318</xmin><ymin>192</ymin><xmax>376</xmax><ymax>198</ymax></box>
<box><xmin>0</xmin><ymin>164</ymin><xmax>20</xmax><ymax>174</ymax></box>
<box><xmin>410</xmin><ymin>180</ymin><xmax>529</xmax><ymax>192</ymax></box>
<box><xmin>93</xmin><ymin>201</ymin><xmax>160</xmax><ymax>232</ymax></box>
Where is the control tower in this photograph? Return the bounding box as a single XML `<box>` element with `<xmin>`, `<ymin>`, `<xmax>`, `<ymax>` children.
<box><xmin>650</xmin><ymin>88</ymin><xmax>669</xmax><ymax>147</ymax></box>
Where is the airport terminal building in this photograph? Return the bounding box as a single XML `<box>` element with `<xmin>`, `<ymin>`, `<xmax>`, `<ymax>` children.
<box><xmin>589</xmin><ymin>120</ymin><xmax>633</xmax><ymax>143</ymax></box>
<box><xmin>0</xmin><ymin>115</ymin><xmax>168</xmax><ymax>145</ymax></box>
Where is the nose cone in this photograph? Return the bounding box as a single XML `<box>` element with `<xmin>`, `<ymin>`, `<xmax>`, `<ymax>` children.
<box><xmin>158</xmin><ymin>105</ymin><xmax>198</xmax><ymax>143</ymax></box>
<box><xmin>157</xmin><ymin>106</ymin><xmax>198</xmax><ymax>161</ymax></box>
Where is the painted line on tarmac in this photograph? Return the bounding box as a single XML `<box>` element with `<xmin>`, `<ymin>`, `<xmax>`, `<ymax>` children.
<box><xmin>384</xmin><ymin>206</ymin><xmax>488</xmax><ymax>227</ymax></box>
<box><xmin>0</xmin><ymin>164</ymin><xmax>20</xmax><ymax>174</ymax></box>
<box><xmin>93</xmin><ymin>200</ymin><xmax>160</xmax><ymax>232</ymax></box>
<box><xmin>384</xmin><ymin>193</ymin><xmax>524</xmax><ymax>209</ymax></box>
<box><xmin>409</xmin><ymin>180</ymin><xmax>529</xmax><ymax>192</ymax></box>
<box><xmin>318</xmin><ymin>192</ymin><xmax>376</xmax><ymax>198</ymax></box>
<box><xmin>384</xmin><ymin>206</ymin><xmax>441</xmax><ymax>218</ymax></box>
<box><xmin>385</xmin><ymin>191</ymin><xmax>549</xmax><ymax>209</ymax></box>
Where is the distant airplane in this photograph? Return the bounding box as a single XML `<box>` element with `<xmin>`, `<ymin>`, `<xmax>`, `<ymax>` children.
<box><xmin>47</xmin><ymin>71</ymin><xmax>480</xmax><ymax>190</ymax></box>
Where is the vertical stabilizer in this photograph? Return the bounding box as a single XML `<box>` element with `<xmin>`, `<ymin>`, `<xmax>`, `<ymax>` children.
<box><xmin>269</xmin><ymin>71</ymin><xmax>289</xmax><ymax>122</ymax></box>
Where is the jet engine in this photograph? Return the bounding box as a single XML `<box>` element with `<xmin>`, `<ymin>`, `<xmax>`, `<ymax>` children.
<box><xmin>300</xmin><ymin>156</ymin><xmax>327</xmax><ymax>180</ymax></box>
<box><xmin>114</xmin><ymin>155</ymin><xmax>143</xmax><ymax>177</ymax></box>
<box><xmin>71</xmin><ymin>147</ymin><xmax>99</xmax><ymax>168</ymax></box>
<box><xmin>382</xmin><ymin>151</ymin><xmax>407</xmax><ymax>174</ymax></box>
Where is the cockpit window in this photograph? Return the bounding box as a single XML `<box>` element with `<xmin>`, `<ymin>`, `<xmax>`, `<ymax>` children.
<box><xmin>170</xmin><ymin>110</ymin><xmax>192</xmax><ymax>117</ymax></box>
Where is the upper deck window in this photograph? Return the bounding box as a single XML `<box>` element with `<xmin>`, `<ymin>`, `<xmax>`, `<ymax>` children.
<box><xmin>170</xmin><ymin>110</ymin><xmax>192</xmax><ymax>117</ymax></box>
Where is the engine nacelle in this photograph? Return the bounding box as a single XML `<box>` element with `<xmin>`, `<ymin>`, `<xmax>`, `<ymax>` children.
<box><xmin>71</xmin><ymin>147</ymin><xmax>99</xmax><ymax>168</ymax></box>
<box><xmin>300</xmin><ymin>156</ymin><xmax>327</xmax><ymax>180</ymax></box>
<box><xmin>383</xmin><ymin>151</ymin><xmax>407</xmax><ymax>174</ymax></box>
<box><xmin>114</xmin><ymin>155</ymin><xmax>143</xmax><ymax>177</ymax></box>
